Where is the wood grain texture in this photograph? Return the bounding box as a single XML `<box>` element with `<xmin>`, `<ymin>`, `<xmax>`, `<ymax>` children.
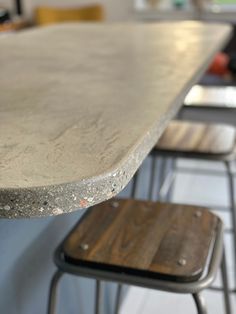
<box><xmin>184</xmin><ymin>85</ymin><xmax>236</xmax><ymax>108</ymax></box>
<box><xmin>63</xmin><ymin>199</ymin><xmax>219</xmax><ymax>282</ymax></box>
<box><xmin>0</xmin><ymin>22</ymin><xmax>232</xmax><ymax>217</ymax></box>
<box><xmin>155</xmin><ymin>120</ymin><xmax>235</xmax><ymax>155</ymax></box>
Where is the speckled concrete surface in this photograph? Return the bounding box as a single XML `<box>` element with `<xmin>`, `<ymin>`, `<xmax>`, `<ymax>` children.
<box><xmin>0</xmin><ymin>22</ymin><xmax>232</xmax><ymax>218</ymax></box>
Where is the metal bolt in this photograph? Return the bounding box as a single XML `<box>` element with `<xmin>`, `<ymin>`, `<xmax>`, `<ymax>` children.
<box><xmin>178</xmin><ymin>258</ymin><xmax>187</xmax><ymax>266</ymax></box>
<box><xmin>80</xmin><ymin>243</ymin><xmax>89</xmax><ymax>250</ymax></box>
<box><xmin>111</xmin><ymin>201</ymin><xmax>119</xmax><ymax>208</ymax></box>
<box><xmin>194</xmin><ymin>210</ymin><xmax>202</xmax><ymax>218</ymax></box>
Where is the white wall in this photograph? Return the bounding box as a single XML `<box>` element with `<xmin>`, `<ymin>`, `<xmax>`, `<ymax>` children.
<box><xmin>0</xmin><ymin>0</ymin><xmax>135</xmax><ymax>21</ymax></box>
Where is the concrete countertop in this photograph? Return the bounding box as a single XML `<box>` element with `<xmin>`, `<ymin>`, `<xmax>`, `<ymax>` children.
<box><xmin>0</xmin><ymin>22</ymin><xmax>232</xmax><ymax>218</ymax></box>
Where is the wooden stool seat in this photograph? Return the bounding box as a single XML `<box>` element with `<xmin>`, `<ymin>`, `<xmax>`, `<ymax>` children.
<box><xmin>62</xmin><ymin>199</ymin><xmax>220</xmax><ymax>282</ymax></box>
<box><xmin>155</xmin><ymin>120</ymin><xmax>236</xmax><ymax>156</ymax></box>
<box><xmin>184</xmin><ymin>85</ymin><xmax>236</xmax><ymax>109</ymax></box>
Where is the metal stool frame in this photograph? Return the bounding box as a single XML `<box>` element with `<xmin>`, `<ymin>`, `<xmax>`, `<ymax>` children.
<box><xmin>47</xmin><ymin>212</ymin><xmax>231</xmax><ymax>314</ymax></box>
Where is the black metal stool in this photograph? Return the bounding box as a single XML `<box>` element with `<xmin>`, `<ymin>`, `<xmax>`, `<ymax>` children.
<box><xmin>152</xmin><ymin>120</ymin><xmax>236</xmax><ymax>290</ymax></box>
<box><xmin>47</xmin><ymin>198</ymin><xmax>231</xmax><ymax>314</ymax></box>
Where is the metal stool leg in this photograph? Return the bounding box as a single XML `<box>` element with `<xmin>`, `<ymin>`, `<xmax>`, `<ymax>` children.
<box><xmin>114</xmin><ymin>283</ymin><xmax>122</xmax><ymax>314</ymax></box>
<box><xmin>131</xmin><ymin>170</ymin><xmax>139</xmax><ymax>199</ymax></box>
<box><xmin>225</xmin><ymin>161</ymin><xmax>236</xmax><ymax>287</ymax></box>
<box><xmin>221</xmin><ymin>247</ymin><xmax>232</xmax><ymax>314</ymax></box>
<box><xmin>159</xmin><ymin>157</ymin><xmax>177</xmax><ymax>202</ymax></box>
<box><xmin>115</xmin><ymin>169</ymin><xmax>139</xmax><ymax>314</ymax></box>
<box><xmin>159</xmin><ymin>157</ymin><xmax>169</xmax><ymax>201</ymax></box>
<box><xmin>148</xmin><ymin>155</ymin><xmax>158</xmax><ymax>201</ymax></box>
<box><xmin>166</xmin><ymin>158</ymin><xmax>177</xmax><ymax>202</ymax></box>
<box><xmin>47</xmin><ymin>270</ymin><xmax>63</xmax><ymax>314</ymax></box>
<box><xmin>95</xmin><ymin>280</ymin><xmax>103</xmax><ymax>314</ymax></box>
<box><xmin>192</xmin><ymin>293</ymin><xmax>207</xmax><ymax>314</ymax></box>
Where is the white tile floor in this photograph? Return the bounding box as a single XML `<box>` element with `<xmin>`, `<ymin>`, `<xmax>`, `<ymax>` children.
<box><xmin>120</xmin><ymin>158</ymin><xmax>236</xmax><ymax>314</ymax></box>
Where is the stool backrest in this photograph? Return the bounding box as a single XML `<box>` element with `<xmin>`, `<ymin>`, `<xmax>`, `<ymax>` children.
<box><xmin>35</xmin><ymin>5</ymin><xmax>105</xmax><ymax>26</ymax></box>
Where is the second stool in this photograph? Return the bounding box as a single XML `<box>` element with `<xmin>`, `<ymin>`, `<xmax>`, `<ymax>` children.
<box><xmin>153</xmin><ymin>120</ymin><xmax>236</xmax><ymax>287</ymax></box>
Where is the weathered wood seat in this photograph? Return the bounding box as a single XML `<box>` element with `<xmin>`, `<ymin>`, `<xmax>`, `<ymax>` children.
<box><xmin>184</xmin><ymin>85</ymin><xmax>236</xmax><ymax>108</ymax></box>
<box><xmin>155</xmin><ymin>120</ymin><xmax>236</xmax><ymax>157</ymax></box>
<box><xmin>63</xmin><ymin>199</ymin><xmax>218</xmax><ymax>283</ymax></box>
<box><xmin>47</xmin><ymin>198</ymin><xmax>231</xmax><ymax>314</ymax></box>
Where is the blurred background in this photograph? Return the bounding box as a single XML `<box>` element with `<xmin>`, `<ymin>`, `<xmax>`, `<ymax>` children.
<box><xmin>1</xmin><ymin>0</ymin><xmax>236</xmax><ymax>84</ymax></box>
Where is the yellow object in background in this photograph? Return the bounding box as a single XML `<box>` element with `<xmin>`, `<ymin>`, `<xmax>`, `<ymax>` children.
<box><xmin>35</xmin><ymin>4</ymin><xmax>105</xmax><ymax>26</ymax></box>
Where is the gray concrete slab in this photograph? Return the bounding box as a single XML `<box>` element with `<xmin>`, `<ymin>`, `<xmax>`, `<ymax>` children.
<box><xmin>0</xmin><ymin>22</ymin><xmax>232</xmax><ymax>217</ymax></box>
